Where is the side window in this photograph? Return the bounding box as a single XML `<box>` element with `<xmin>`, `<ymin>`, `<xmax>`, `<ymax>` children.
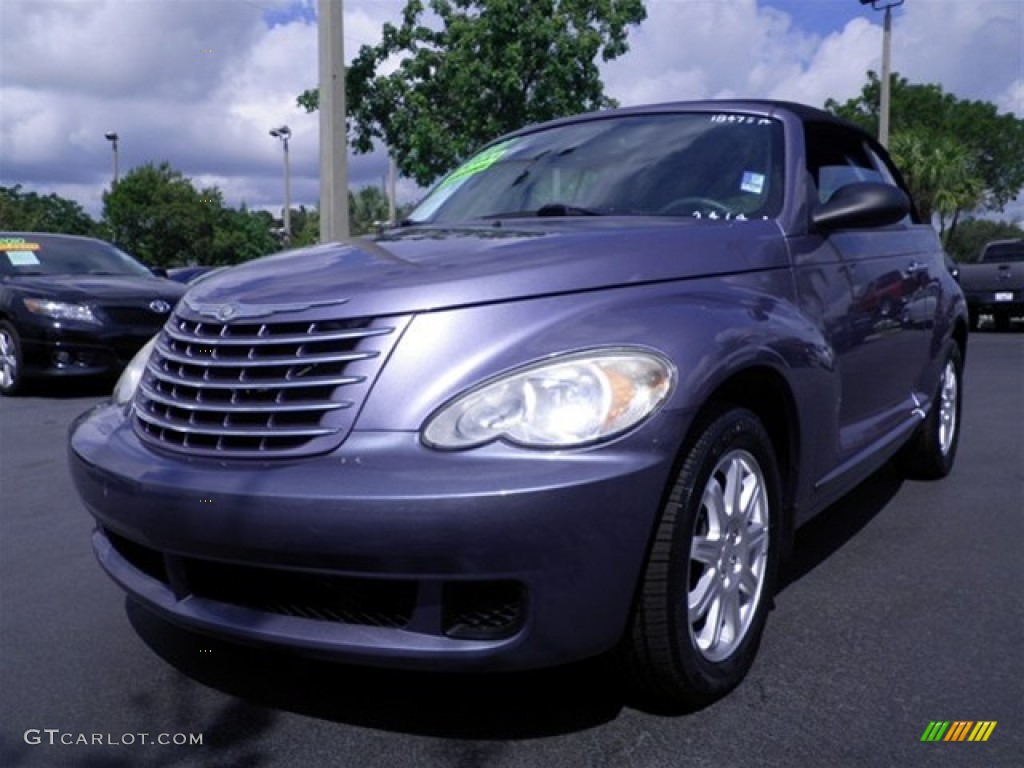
<box><xmin>805</xmin><ymin>123</ymin><xmax>888</xmax><ymax>204</ymax></box>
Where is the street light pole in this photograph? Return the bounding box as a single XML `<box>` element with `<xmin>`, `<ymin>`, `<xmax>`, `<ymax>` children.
<box><xmin>859</xmin><ymin>0</ymin><xmax>904</xmax><ymax>147</ymax></box>
<box><xmin>104</xmin><ymin>132</ymin><xmax>119</xmax><ymax>187</ymax></box>
<box><xmin>270</xmin><ymin>126</ymin><xmax>292</xmax><ymax>243</ymax></box>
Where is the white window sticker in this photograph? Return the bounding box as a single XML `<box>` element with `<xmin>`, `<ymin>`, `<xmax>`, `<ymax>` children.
<box><xmin>6</xmin><ymin>251</ymin><xmax>41</xmax><ymax>266</ymax></box>
<box><xmin>741</xmin><ymin>171</ymin><xmax>765</xmax><ymax>195</ymax></box>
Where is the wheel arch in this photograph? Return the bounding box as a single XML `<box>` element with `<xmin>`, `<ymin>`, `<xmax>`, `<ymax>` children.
<box><xmin>687</xmin><ymin>365</ymin><xmax>801</xmax><ymax>559</ymax></box>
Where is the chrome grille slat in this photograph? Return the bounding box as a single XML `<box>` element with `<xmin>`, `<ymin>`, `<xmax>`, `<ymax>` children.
<box><xmin>134</xmin><ymin>409</ymin><xmax>338</xmax><ymax>438</ymax></box>
<box><xmin>154</xmin><ymin>343</ymin><xmax>378</xmax><ymax>368</ymax></box>
<box><xmin>146</xmin><ymin>363</ymin><xmax>364</xmax><ymax>390</ymax></box>
<box><xmin>132</xmin><ymin>310</ymin><xmax>404</xmax><ymax>458</ymax></box>
<box><xmin>163</xmin><ymin>323</ymin><xmax>392</xmax><ymax>346</ymax></box>
<box><xmin>138</xmin><ymin>382</ymin><xmax>353</xmax><ymax>414</ymax></box>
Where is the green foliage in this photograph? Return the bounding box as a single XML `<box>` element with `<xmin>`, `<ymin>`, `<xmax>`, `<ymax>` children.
<box><xmin>102</xmin><ymin>162</ymin><xmax>278</xmax><ymax>268</ymax></box>
<box><xmin>826</xmin><ymin>72</ymin><xmax>1024</xmax><ymax>226</ymax></box>
<box><xmin>103</xmin><ymin>162</ymin><xmax>206</xmax><ymax>267</ymax></box>
<box><xmin>288</xmin><ymin>205</ymin><xmax>321</xmax><ymax>247</ymax></box>
<box><xmin>299</xmin><ymin>0</ymin><xmax>646</xmax><ymax>187</ymax></box>
<box><xmin>944</xmin><ymin>218</ymin><xmax>1024</xmax><ymax>263</ymax></box>
<box><xmin>887</xmin><ymin>131</ymin><xmax>984</xmax><ymax>244</ymax></box>
<box><xmin>0</xmin><ymin>185</ymin><xmax>97</xmax><ymax>235</ymax></box>
<box><xmin>284</xmin><ymin>189</ymin><xmax>416</xmax><ymax>245</ymax></box>
<box><xmin>349</xmin><ymin>186</ymin><xmax>390</xmax><ymax>235</ymax></box>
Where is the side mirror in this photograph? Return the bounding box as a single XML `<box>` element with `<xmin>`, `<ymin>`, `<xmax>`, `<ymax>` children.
<box><xmin>151</xmin><ymin>266</ymin><xmax>169</xmax><ymax>278</ymax></box>
<box><xmin>812</xmin><ymin>181</ymin><xmax>910</xmax><ymax>232</ymax></box>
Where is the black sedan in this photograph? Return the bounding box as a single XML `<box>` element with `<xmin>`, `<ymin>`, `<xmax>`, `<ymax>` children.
<box><xmin>0</xmin><ymin>232</ymin><xmax>185</xmax><ymax>395</ymax></box>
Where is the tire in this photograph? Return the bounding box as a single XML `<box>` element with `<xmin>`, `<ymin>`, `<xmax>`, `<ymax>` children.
<box><xmin>898</xmin><ymin>344</ymin><xmax>963</xmax><ymax>480</ymax></box>
<box><xmin>0</xmin><ymin>320</ymin><xmax>24</xmax><ymax>396</ymax></box>
<box><xmin>621</xmin><ymin>407</ymin><xmax>781</xmax><ymax>706</ymax></box>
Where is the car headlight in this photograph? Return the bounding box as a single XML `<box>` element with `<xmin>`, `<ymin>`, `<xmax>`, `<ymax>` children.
<box><xmin>113</xmin><ymin>336</ymin><xmax>158</xmax><ymax>406</ymax></box>
<box><xmin>422</xmin><ymin>349</ymin><xmax>675</xmax><ymax>449</ymax></box>
<box><xmin>22</xmin><ymin>297</ymin><xmax>101</xmax><ymax>325</ymax></box>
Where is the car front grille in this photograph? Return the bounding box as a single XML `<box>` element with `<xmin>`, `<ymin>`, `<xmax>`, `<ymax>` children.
<box><xmin>104</xmin><ymin>528</ymin><xmax>526</xmax><ymax>640</ymax></box>
<box><xmin>102</xmin><ymin>305</ymin><xmax>174</xmax><ymax>328</ymax></box>
<box><xmin>132</xmin><ymin>310</ymin><xmax>407</xmax><ymax>457</ymax></box>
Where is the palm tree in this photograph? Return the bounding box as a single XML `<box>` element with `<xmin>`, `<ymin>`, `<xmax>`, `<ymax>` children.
<box><xmin>889</xmin><ymin>130</ymin><xmax>985</xmax><ymax>246</ymax></box>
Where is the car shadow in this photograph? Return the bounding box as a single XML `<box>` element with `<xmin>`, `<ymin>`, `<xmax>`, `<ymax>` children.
<box><xmin>20</xmin><ymin>375</ymin><xmax>115</xmax><ymax>399</ymax></box>
<box><xmin>125</xmin><ymin>463</ymin><xmax>906</xmax><ymax>734</ymax></box>
<box><xmin>778</xmin><ymin>462</ymin><xmax>904</xmax><ymax>591</ymax></box>
<box><xmin>127</xmin><ymin>600</ymin><xmax>627</xmax><ymax>739</ymax></box>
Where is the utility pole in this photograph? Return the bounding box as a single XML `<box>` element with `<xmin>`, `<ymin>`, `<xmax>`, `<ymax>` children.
<box><xmin>860</xmin><ymin>0</ymin><xmax>904</xmax><ymax>147</ymax></box>
<box><xmin>104</xmin><ymin>132</ymin><xmax>119</xmax><ymax>187</ymax></box>
<box><xmin>318</xmin><ymin>0</ymin><xmax>349</xmax><ymax>242</ymax></box>
<box><xmin>387</xmin><ymin>154</ymin><xmax>397</xmax><ymax>224</ymax></box>
<box><xmin>270</xmin><ymin>126</ymin><xmax>292</xmax><ymax>243</ymax></box>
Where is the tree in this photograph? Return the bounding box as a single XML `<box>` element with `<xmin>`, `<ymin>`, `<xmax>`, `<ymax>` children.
<box><xmin>0</xmin><ymin>185</ymin><xmax>97</xmax><ymax>235</ymax></box>
<box><xmin>826</xmin><ymin>72</ymin><xmax>1024</xmax><ymax>227</ymax></box>
<box><xmin>288</xmin><ymin>205</ymin><xmax>321</xmax><ymax>247</ymax></box>
<box><xmin>944</xmin><ymin>218</ymin><xmax>1024</xmax><ymax>263</ymax></box>
<box><xmin>102</xmin><ymin>162</ymin><xmax>208</xmax><ymax>267</ymax></box>
<box><xmin>102</xmin><ymin>162</ymin><xmax>278</xmax><ymax>268</ymax></box>
<box><xmin>211</xmin><ymin>205</ymin><xmax>279</xmax><ymax>265</ymax></box>
<box><xmin>350</xmin><ymin>186</ymin><xmax>390</xmax><ymax>235</ymax></box>
<box><xmin>887</xmin><ymin>131</ymin><xmax>984</xmax><ymax>244</ymax></box>
<box><xmin>298</xmin><ymin>0</ymin><xmax>646</xmax><ymax>187</ymax></box>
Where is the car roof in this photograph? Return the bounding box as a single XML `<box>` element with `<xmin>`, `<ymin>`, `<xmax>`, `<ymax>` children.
<box><xmin>504</xmin><ymin>98</ymin><xmax>871</xmax><ymax>141</ymax></box>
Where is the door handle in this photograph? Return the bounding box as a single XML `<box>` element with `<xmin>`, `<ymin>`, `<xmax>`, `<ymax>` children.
<box><xmin>903</xmin><ymin>261</ymin><xmax>927</xmax><ymax>278</ymax></box>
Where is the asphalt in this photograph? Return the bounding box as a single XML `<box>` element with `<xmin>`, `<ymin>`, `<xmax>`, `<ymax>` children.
<box><xmin>1</xmin><ymin>329</ymin><xmax>1021</xmax><ymax>768</ymax></box>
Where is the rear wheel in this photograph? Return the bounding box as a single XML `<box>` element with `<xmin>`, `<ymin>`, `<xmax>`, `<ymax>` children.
<box><xmin>621</xmin><ymin>407</ymin><xmax>780</xmax><ymax>706</ymax></box>
<box><xmin>899</xmin><ymin>344</ymin><xmax>962</xmax><ymax>479</ymax></box>
<box><xmin>0</xmin><ymin>321</ymin><xmax>24</xmax><ymax>396</ymax></box>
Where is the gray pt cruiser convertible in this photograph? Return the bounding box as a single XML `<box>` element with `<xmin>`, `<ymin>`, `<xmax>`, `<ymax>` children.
<box><xmin>69</xmin><ymin>100</ymin><xmax>967</xmax><ymax>705</ymax></box>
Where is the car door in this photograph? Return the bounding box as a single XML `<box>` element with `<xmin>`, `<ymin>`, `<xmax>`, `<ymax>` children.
<box><xmin>799</xmin><ymin>121</ymin><xmax>935</xmax><ymax>465</ymax></box>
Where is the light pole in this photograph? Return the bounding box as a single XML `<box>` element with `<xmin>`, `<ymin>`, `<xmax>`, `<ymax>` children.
<box><xmin>104</xmin><ymin>131</ymin><xmax>119</xmax><ymax>187</ymax></box>
<box><xmin>859</xmin><ymin>0</ymin><xmax>904</xmax><ymax>147</ymax></box>
<box><xmin>270</xmin><ymin>125</ymin><xmax>292</xmax><ymax>243</ymax></box>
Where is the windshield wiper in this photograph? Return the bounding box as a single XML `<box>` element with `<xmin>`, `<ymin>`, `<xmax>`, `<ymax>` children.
<box><xmin>536</xmin><ymin>203</ymin><xmax>603</xmax><ymax>217</ymax></box>
<box><xmin>480</xmin><ymin>203</ymin><xmax>605</xmax><ymax>220</ymax></box>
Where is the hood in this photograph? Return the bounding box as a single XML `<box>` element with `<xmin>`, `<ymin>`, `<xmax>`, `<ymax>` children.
<box><xmin>5</xmin><ymin>274</ymin><xmax>185</xmax><ymax>304</ymax></box>
<box><xmin>185</xmin><ymin>218</ymin><xmax>787</xmax><ymax>318</ymax></box>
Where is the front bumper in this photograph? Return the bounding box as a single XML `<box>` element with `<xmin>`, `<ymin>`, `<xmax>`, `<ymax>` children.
<box><xmin>19</xmin><ymin>319</ymin><xmax>158</xmax><ymax>379</ymax></box>
<box><xmin>69</xmin><ymin>402</ymin><xmax>685</xmax><ymax>670</ymax></box>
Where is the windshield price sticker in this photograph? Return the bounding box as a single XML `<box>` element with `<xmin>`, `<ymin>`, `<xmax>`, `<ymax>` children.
<box><xmin>6</xmin><ymin>251</ymin><xmax>41</xmax><ymax>265</ymax></box>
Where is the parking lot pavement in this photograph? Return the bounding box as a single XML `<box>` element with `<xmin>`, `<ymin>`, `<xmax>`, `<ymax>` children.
<box><xmin>1</xmin><ymin>331</ymin><xmax>1021</xmax><ymax>768</ymax></box>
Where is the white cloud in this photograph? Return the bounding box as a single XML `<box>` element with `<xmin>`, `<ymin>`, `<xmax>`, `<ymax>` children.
<box><xmin>896</xmin><ymin>0</ymin><xmax>1023</xmax><ymax>109</ymax></box>
<box><xmin>1</xmin><ymin>0</ymin><xmax>1020</xmax><ymax>222</ymax></box>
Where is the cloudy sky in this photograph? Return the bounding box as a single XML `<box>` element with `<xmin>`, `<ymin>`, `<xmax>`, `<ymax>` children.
<box><xmin>1</xmin><ymin>0</ymin><xmax>1021</xmax><ymax>222</ymax></box>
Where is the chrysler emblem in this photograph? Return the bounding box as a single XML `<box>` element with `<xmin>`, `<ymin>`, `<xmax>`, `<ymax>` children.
<box><xmin>184</xmin><ymin>295</ymin><xmax>351</xmax><ymax>320</ymax></box>
<box><xmin>216</xmin><ymin>304</ymin><xmax>240</xmax><ymax>321</ymax></box>
<box><xmin>148</xmin><ymin>299</ymin><xmax>171</xmax><ymax>314</ymax></box>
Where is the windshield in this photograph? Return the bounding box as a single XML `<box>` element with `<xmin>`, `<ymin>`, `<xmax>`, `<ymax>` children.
<box><xmin>0</xmin><ymin>235</ymin><xmax>153</xmax><ymax>277</ymax></box>
<box><xmin>407</xmin><ymin>112</ymin><xmax>785</xmax><ymax>224</ymax></box>
<box><xmin>982</xmin><ymin>242</ymin><xmax>1024</xmax><ymax>262</ymax></box>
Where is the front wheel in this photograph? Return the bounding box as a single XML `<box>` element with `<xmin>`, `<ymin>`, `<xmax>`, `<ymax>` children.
<box><xmin>898</xmin><ymin>344</ymin><xmax>963</xmax><ymax>479</ymax></box>
<box><xmin>0</xmin><ymin>321</ymin><xmax>24</xmax><ymax>396</ymax></box>
<box><xmin>621</xmin><ymin>407</ymin><xmax>781</xmax><ymax>706</ymax></box>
